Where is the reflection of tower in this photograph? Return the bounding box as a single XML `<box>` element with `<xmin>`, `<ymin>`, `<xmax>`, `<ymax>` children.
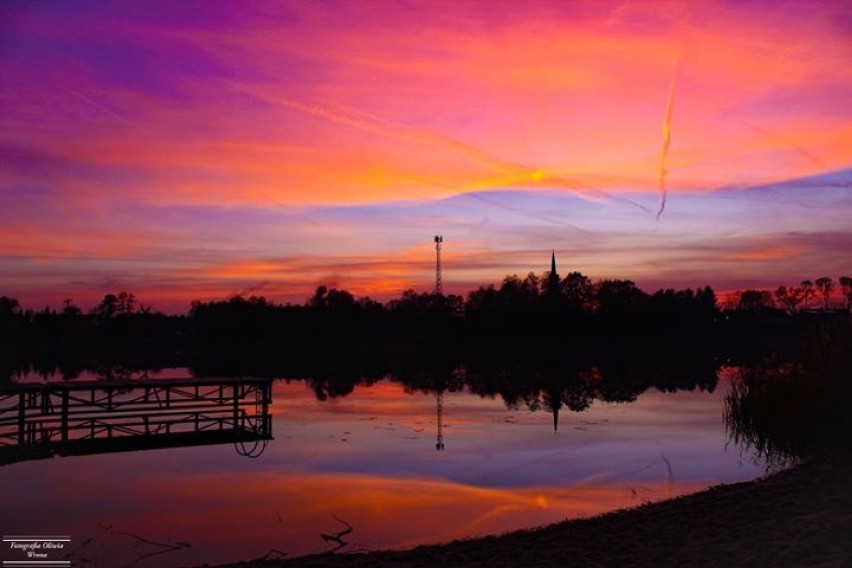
<box><xmin>435</xmin><ymin>390</ymin><xmax>445</xmax><ymax>450</ymax></box>
<box><xmin>434</xmin><ymin>235</ymin><xmax>443</xmax><ymax>295</ymax></box>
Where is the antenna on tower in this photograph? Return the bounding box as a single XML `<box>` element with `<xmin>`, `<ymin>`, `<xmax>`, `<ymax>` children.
<box><xmin>434</xmin><ymin>235</ymin><xmax>443</xmax><ymax>295</ymax></box>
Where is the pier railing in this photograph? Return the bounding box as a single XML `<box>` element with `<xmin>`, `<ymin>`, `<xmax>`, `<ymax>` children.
<box><xmin>0</xmin><ymin>377</ymin><xmax>273</xmax><ymax>465</ymax></box>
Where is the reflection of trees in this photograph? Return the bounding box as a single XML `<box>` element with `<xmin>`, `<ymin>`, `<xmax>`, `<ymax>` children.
<box><xmin>456</xmin><ymin>350</ymin><xmax>719</xmax><ymax>424</ymax></box>
<box><xmin>304</xmin><ymin>369</ymin><xmax>382</xmax><ymax>401</ymax></box>
<box><xmin>725</xmin><ymin>324</ymin><xmax>852</xmax><ymax>467</ymax></box>
<box><xmin>253</xmin><ymin>346</ymin><xmax>720</xmax><ymax>420</ymax></box>
<box><xmin>462</xmin><ymin>357</ymin><xmax>596</xmax><ymax>422</ymax></box>
<box><xmin>396</xmin><ymin>365</ymin><xmax>466</xmax><ymax>396</ymax></box>
<box><xmin>93</xmin><ymin>364</ymin><xmax>160</xmax><ymax>382</ymax></box>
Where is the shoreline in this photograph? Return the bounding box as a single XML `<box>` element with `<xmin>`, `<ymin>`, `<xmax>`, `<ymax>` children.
<box><xmin>205</xmin><ymin>451</ymin><xmax>851</xmax><ymax>568</ymax></box>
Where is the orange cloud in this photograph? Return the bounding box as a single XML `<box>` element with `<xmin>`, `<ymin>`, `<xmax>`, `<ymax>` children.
<box><xmin>727</xmin><ymin>246</ymin><xmax>803</xmax><ymax>262</ymax></box>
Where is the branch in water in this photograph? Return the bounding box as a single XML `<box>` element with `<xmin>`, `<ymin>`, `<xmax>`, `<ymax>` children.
<box><xmin>99</xmin><ymin>524</ymin><xmax>190</xmax><ymax>567</ymax></box>
<box><xmin>320</xmin><ymin>514</ymin><xmax>354</xmax><ymax>553</ymax></box>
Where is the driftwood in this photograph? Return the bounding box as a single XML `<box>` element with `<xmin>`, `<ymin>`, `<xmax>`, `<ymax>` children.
<box><xmin>259</xmin><ymin>548</ymin><xmax>288</xmax><ymax>560</ymax></box>
<box><xmin>99</xmin><ymin>523</ymin><xmax>190</xmax><ymax>567</ymax></box>
<box><xmin>320</xmin><ymin>514</ymin><xmax>354</xmax><ymax>552</ymax></box>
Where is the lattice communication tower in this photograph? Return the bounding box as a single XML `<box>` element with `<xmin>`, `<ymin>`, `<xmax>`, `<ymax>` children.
<box><xmin>434</xmin><ymin>235</ymin><xmax>443</xmax><ymax>295</ymax></box>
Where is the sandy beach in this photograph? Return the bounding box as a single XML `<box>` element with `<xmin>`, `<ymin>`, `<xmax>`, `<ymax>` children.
<box><xmin>205</xmin><ymin>451</ymin><xmax>851</xmax><ymax>568</ymax></box>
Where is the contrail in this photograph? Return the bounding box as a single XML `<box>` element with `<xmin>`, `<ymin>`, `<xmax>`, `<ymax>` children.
<box><xmin>262</xmin><ymin>193</ymin><xmax>321</xmax><ymax>225</ymax></box>
<box><xmin>234</xmin><ymin>83</ymin><xmax>618</xmax><ymax>204</ymax></box>
<box><xmin>233</xmin><ymin>83</ymin><xmax>520</xmax><ymax>175</ymax></box>
<box><xmin>462</xmin><ymin>192</ymin><xmax>591</xmax><ymax>233</ymax></box>
<box><xmin>656</xmin><ymin>62</ymin><xmax>679</xmax><ymax>220</ymax></box>
<box><xmin>739</xmin><ymin>120</ymin><xmax>828</xmax><ymax>169</ymax></box>
<box><xmin>398</xmin><ymin>171</ymin><xmax>601</xmax><ymax>231</ymax></box>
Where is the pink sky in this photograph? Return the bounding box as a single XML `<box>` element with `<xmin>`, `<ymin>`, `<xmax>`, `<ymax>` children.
<box><xmin>1</xmin><ymin>1</ymin><xmax>850</xmax><ymax>312</ymax></box>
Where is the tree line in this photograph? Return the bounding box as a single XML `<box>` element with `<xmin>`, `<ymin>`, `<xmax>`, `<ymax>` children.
<box><xmin>739</xmin><ymin>275</ymin><xmax>852</xmax><ymax>313</ymax></box>
<box><xmin>1</xmin><ymin>270</ymin><xmax>849</xmax><ymax>382</ymax></box>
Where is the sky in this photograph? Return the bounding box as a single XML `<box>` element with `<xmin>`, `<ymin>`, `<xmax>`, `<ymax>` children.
<box><xmin>1</xmin><ymin>0</ymin><xmax>851</xmax><ymax>313</ymax></box>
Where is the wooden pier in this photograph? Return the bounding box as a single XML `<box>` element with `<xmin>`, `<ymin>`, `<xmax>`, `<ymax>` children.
<box><xmin>0</xmin><ymin>376</ymin><xmax>273</xmax><ymax>465</ymax></box>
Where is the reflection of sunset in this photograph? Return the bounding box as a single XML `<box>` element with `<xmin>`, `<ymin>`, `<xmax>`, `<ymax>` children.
<box><xmin>1</xmin><ymin>377</ymin><xmax>764</xmax><ymax>565</ymax></box>
<box><xmin>1</xmin><ymin>2</ymin><xmax>850</xmax><ymax>311</ymax></box>
<box><xmin>19</xmin><ymin>465</ymin><xmax>704</xmax><ymax>564</ymax></box>
<box><xmin>77</xmin><ymin>470</ymin><xmax>708</xmax><ymax>559</ymax></box>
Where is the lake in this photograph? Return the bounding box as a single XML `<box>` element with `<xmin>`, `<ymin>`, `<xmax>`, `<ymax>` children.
<box><xmin>0</xmin><ymin>368</ymin><xmax>767</xmax><ymax>567</ymax></box>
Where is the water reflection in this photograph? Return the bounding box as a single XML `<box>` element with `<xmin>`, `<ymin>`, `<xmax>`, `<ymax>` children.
<box><xmin>724</xmin><ymin>326</ymin><xmax>852</xmax><ymax>467</ymax></box>
<box><xmin>0</xmin><ymin>366</ymin><xmax>763</xmax><ymax>567</ymax></box>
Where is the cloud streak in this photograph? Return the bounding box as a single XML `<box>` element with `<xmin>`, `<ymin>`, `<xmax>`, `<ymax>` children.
<box><xmin>656</xmin><ymin>58</ymin><xmax>680</xmax><ymax>219</ymax></box>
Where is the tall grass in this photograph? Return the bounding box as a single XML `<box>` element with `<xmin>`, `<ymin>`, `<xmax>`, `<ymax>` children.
<box><xmin>725</xmin><ymin>321</ymin><xmax>852</xmax><ymax>468</ymax></box>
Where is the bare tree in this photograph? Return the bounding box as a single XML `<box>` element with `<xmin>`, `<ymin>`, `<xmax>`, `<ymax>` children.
<box><xmin>117</xmin><ymin>291</ymin><xmax>137</xmax><ymax>314</ymax></box>
<box><xmin>62</xmin><ymin>298</ymin><xmax>81</xmax><ymax>317</ymax></box>
<box><xmin>839</xmin><ymin>276</ymin><xmax>852</xmax><ymax>310</ymax></box>
<box><xmin>815</xmin><ymin>277</ymin><xmax>834</xmax><ymax>309</ymax></box>
<box><xmin>800</xmin><ymin>280</ymin><xmax>815</xmax><ymax>308</ymax></box>
<box><xmin>774</xmin><ymin>285</ymin><xmax>804</xmax><ymax>314</ymax></box>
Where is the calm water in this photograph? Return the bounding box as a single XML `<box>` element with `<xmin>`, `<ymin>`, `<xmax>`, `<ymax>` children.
<box><xmin>0</xmin><ymin>370</ymin><xmax>765</xmax><ymax>567</ymax></box>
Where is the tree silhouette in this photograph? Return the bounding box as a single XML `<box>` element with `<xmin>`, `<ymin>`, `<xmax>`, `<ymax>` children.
<box><xmin>800</xmin><ymin>280</ymin><xmax>815</xmax><ymax>308</ymax></box>
<box><xmin>840</xmin><ymin>276</ymin><xmax>852</xmax><ymax>311</ymax></box>
<box><xmin>62</xmin><ymin>298</ymin><xmax>81</xmax><ymax>317</ymax></box>
<box><xmin>696</xmin><ymin>285</ymin><xmax>718</xmax><ymax>315</ymax></box>
<box><xmin>774</xmin><ymin>285</ymin><xmax>804</xmax><ymax>314</ymax></box>
<box><xmin>737</xmin><ymin>289</ymin><xmax>774</xmax><ymax>311</ymax></box>
<box><xmin>560</xmin><ymin>271</ymin><xmax>595</xmax><ymax>312</ymax></box>
<box><xmin>94</xmin><ymin>293</ymin><xmax>119</xmax><ymax>318</ymax></box>
<box><xmin>498</xmin><ymin>273</ymin><xmax>542</xmax><ymax>306</ymax></box>
<box><xmin>116</xmin><ymin>291</ymin><xmax>138</xmax><ymax>314</ymax></box>
<box><xmin>4</xmin><ymin>265</ymin><xmax>849</xmax><ymax>386</ymax></box>
<box><xmin>0</xmin><ymin>296</ymin><xmax>22</xmax><ymax>316</ymax></box>
<box><xmin>596</xmin><ymin>279</ymin><xmax>647</xmax><ymax>315</ymax></box>
<box><xmin>815</xmin><ymin>277</ymin><xmax>834</xmax><ymax>309</ymax></box>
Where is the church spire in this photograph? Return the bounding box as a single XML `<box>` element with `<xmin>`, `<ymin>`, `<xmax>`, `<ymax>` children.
<box><xmin>547</xmin><ymin>250</ymin><xmax>560</xmax><ymax>296</ymax></box>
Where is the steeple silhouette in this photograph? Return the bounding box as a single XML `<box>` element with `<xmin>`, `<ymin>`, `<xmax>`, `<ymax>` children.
<box><xmin>547</xmin><ymin>250</ymin><xmax>560</xmax><ymax>297</ymax></box>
